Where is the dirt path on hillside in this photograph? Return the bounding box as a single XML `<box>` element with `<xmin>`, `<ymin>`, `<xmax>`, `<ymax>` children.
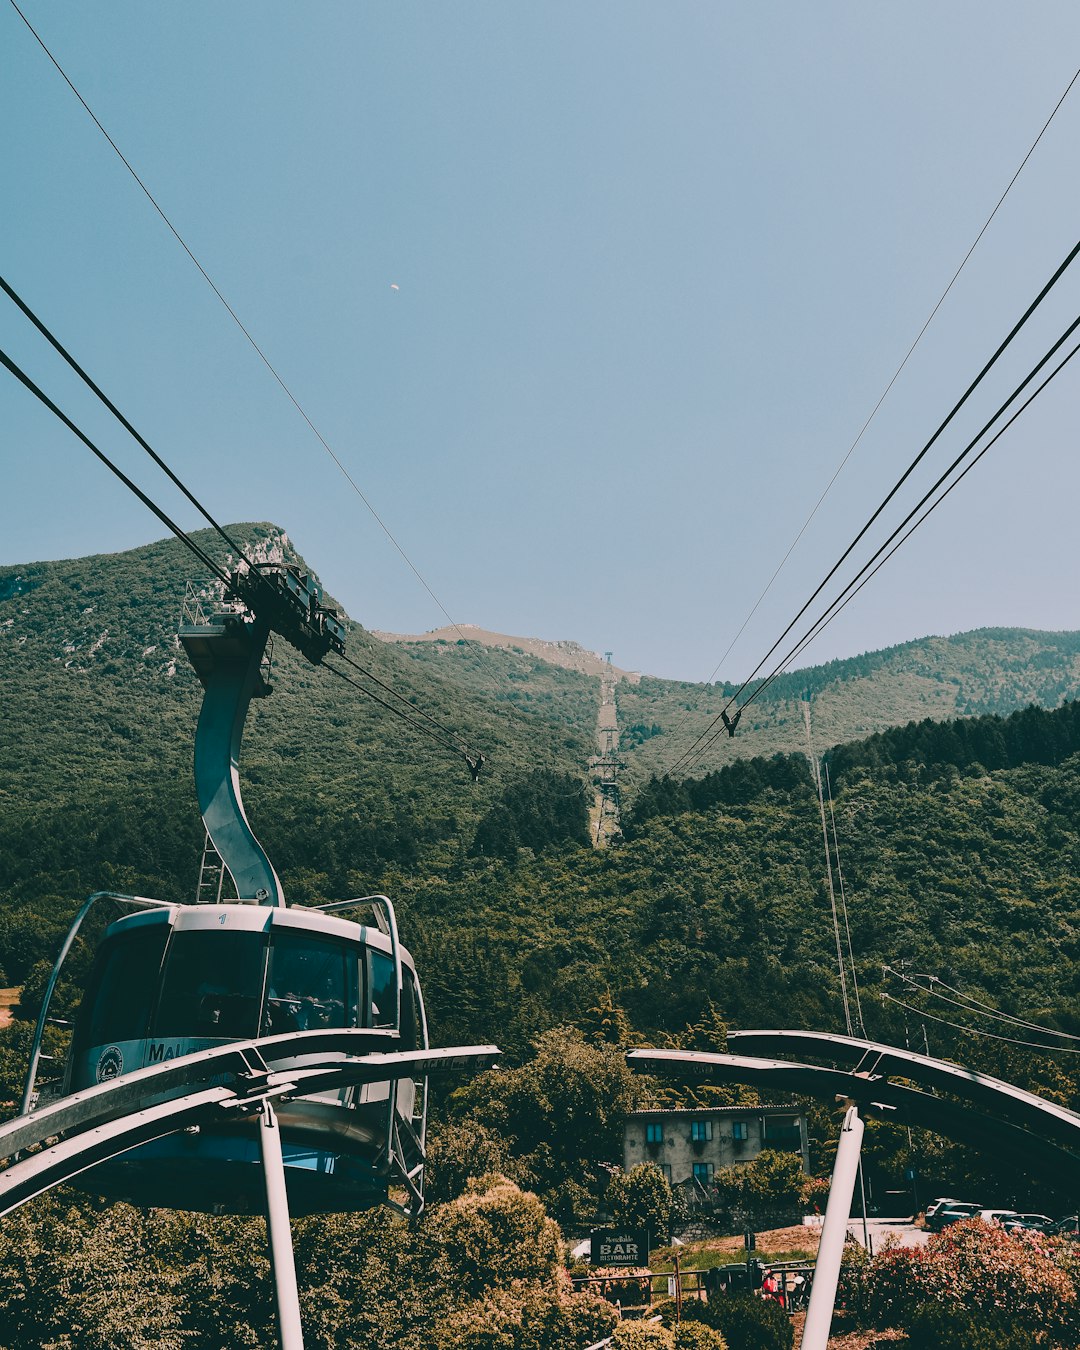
<box><xmin>0</xmin><ymin>988</ymin><xmax>21</xmax><ymax>1028</ymax></box>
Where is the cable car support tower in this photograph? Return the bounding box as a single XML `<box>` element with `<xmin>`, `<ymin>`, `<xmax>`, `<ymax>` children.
<box><xmin>8</xmin><ymin>562</ymin><xmax>499</xmax><ymax>1349</ymax></box>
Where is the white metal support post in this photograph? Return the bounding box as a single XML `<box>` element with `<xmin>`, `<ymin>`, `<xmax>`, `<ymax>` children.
<box><xmin>801</xmin><ymin>1102</ymin><xmax>863</xmax><ymax>1350</ymax></box>
<box><xmin>259</xmin><ymin>1101</ymin><xmax>305</xmax><ymax>1349</ymax></box>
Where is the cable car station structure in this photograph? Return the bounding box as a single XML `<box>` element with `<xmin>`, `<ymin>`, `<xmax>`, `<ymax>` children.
<box><xmin>2</xmin><ymin>565</ymin><xmax>498</xmax><ymax>1349</ymax></box>
<box><xmin>631</xmin><ymin>1029</ymin><xmax>1080</xmax><ymax>1349</ymax></box>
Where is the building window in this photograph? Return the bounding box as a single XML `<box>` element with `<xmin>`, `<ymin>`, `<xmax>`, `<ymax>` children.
<box><xmin>692</xmin><ymin>1162</ymin><xmax>714</xmax><ymax>1185</ymax></box>
<box><xmin>764</xmin><ymin>1117</ymin><xmax>803</xmax><ymax>1150</ymax></box>
<box><xmin>690</xmin><ymin>1119</ymin><xmax>713</xmax><ymax>1142</ymax></box>
<box><xmin>732</xmin><ymin>1121</ymin><xmax>748</xmax><ymax>1141</ymax></box>
<box><xmin>646</xmin><ymin>1122</ymin><xmax>664</xmax><ymax>1144</ymax></box>
<box><xmin>660</xmin><ymin>1164</ymin><xmax>672</xmax><ymax>1182</ymax></box>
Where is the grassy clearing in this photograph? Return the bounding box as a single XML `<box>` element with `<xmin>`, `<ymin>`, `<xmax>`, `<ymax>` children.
<box><xmin>650</xmin><ymin>1225</ymin><xmax>820</xmax><ymax>1272</ymax></box>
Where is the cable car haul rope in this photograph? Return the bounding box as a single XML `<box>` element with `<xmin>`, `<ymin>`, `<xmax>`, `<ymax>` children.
<box><xmin>0</xmin><ymin>279</ymin><xmax>496</xmax><ymax>1342</ymax></box>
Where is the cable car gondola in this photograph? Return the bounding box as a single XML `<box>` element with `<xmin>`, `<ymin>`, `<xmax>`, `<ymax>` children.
<box><xmin>24</xmin><ymin>567</ymin><xmax>438</xmax><ymax>1218</ymax></box>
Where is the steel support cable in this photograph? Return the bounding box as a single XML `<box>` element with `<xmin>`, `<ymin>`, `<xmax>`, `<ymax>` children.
<box><xmin>321</xmin><ymin>659</ymin><xmax>475</xmax><ymax>766</ymax></box>
<box><xmin>6</xmin><ymin>0</ymin><xmax>519</xmax><ymax>710</ymax></box>
<box><xmin>661</xmin><ymin>65</ymin><xmax>1080</xmax><ymax>762</ymax></box>
<box><xmin>0</xmin><ymin>339</ymin><xmax>486</xmax><ymax>773</ymax></box>
<box><xmin>825</xmin><ymin>761</ymin><xmax>865</xmax><ymax>1037</ymax></box>
<box><xmin>0</xmin><ymin>346</ymin><xmax>231</xmax><ymax>587</ymax></box>
<box><xmin>334</xmin><ymin>648</ymin><xmax>478</xmax><ymax>758</ymax></box>
<box><xmin>884</xmin><ymin>965</ymin><xmax>1080</xmax><ymax>1043</ymax></box>
<box><xmin>734</xmin><ymin>329</ymin><xmax>1080</xmax><ymax>718</ymax></box>
<box><xmin>668</xmin><ymin>236</ymin><xmax>1080</xmax><ymax>777</ymax></box>
<box><xmin>883</xmin><ymin>991</ymin><xmax>1080</xmax><ymax>1056</ymax></box>
<box><xmin>682</xmin><ymin>315</ymin><xmax>1080</xmax><ymax>766</ymax></box>
<box><xmin>0</xmin><ymin>275</ymin><xmax>259</xmax><ymax>575</ymax></box>
<box><xmin>805</xmin><ymin>705</ymin><xmax>853</xmax><ymax>1035</ymax></box>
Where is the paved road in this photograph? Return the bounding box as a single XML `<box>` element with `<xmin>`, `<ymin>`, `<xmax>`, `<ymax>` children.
<box><xmin>844</xmin><ymin>1216</ymin><xmax>928</xmax><ymax>1251</ymax></box>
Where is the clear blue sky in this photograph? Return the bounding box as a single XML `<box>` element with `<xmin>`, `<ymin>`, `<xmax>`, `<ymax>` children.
<box><xmin>3</xmin><ymin>2</ymin><xmax>1080</xmax><ymax>680</ymax></box>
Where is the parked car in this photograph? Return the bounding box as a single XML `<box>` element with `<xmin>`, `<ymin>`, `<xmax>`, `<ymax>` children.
<box><xmin>1003</xmin><ymin>1213</ymin><xmax>1054</xmax><ymax>1234</ymax></box>
<box><xmin>927</xmin><ymin>1202</ymin><xmax>983</xmax><ymax>1232</ymax></box>
<box><xmin>924</xmin><ymin>1196</ymin><xmax>961</xmax><ymax>1223</ymax></box>
<box><xmin>1049</xmin><ymin>1215</ymin><xmax>1080</xmax><ymax>1238</ymax></box>
<box><xmin>979</xmin><ymin>1209</ymin><xmax>1019</xmax><ymax>1228</ymax></box>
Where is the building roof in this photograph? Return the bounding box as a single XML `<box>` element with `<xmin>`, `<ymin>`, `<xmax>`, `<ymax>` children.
<box><xmin>628</xmin><ymin>1104</ymin><xmax>803</xmax><ymax>1119</ymax></box>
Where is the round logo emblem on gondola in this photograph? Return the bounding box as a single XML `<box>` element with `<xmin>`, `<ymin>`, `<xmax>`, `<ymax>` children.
<box><xmin>96</xmin><ymin>1046</ymin><xmax>124</xmax><ymax>1083</ymax></box>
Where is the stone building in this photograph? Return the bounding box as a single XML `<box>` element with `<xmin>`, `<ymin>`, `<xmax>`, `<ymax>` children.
<box><xmin>623</xmin><ymin>1104</ymin><xmax>810</xmax><ymax>1193</ymax></box>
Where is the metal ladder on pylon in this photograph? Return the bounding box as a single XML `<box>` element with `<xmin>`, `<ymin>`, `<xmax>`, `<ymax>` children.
<box><xmin>195</xmin><ymin>830</ymin><xmax>228</xmax><ymax>904</ymax></box>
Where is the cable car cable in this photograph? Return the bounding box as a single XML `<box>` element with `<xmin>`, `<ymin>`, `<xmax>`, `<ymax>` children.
<box><xmin>321</xmin><ymin>659</ymin><xmax>476</xmax><ymax>767</ymax></box>
<box><xmin>332</xmin><ymin>648</ymin><xmax>479</xmax><ymax>760</ymax></box>
<box><xmin>668</xmin><ymin>234</ymin><xmax>1080</xmax><ymax>776</ymax></box>
<box><xmin>2</xmin><ymin>258</ymin><xmax>483</xmax><ymax>747</ymax></box>
<box><xmin>6</xmin><ymin>0</ymin><xmax>509</xmax><ymax>690</ymax></box>
<box><xmin>882</xmin><ymin>992</ymin><xmax>1080</xmax><ymax>1056</ymax></box>
<box><xmin>674</xmin><ymin>307</ymin><xmax>1080</xmax><ymax>771</ymax></box>
<box><xmin>0</xmin><ymin>345</ymin><xmax>232</xmax><ymax>588</ymax></box>
<box><xmin>0</xmin><ymin>274</ymin><xmax>259</xmax><ymax>576</ymax></box>
<box><xmin>0</xmin><ymin>338</ymin><xmax>488</xmax><ymax>766</ymax></box>
<box><xmin>825</xmin><ymin>761</ymin><xmax>865</xmax><ymax>1037</ymax></box>
<box><xmin>884</xmin><ymin>965</ymin><xmax>1080</xmax><ymax>1043</ymax></box>
<box><xmin>661</xmin><ymin>64</ymin><xmax>1080</xmax><ymax>758</ymax></box>
<box><xmin>692</xmin><ymin>327</ymin><xmax>1080</xmax><ymax>754</ymax></box>
<box><xmin>733</xmin><ymin>323</ymin><xmax>1080</xmax><ymax>720</ymax></box>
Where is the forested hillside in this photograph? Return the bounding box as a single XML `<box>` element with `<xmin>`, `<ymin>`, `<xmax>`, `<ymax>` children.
<box><xmin>5</xmin><ymin>529</ymin><xmax>1080</xmax><ymax>1060</ymax></box>
<box><xmin>0</xmin><ymin>525</ymin><xmax>593</xmax><ymax>896</ymax></box>
<box><xmin>613</xmin><ymin>628</ymin><xmax>1080</xmax><ymax>786</ymax></box>
<box><xmin>371</xmin><ymin>620</ymin><xmax>1080</xmax><ymax>797</ymax></box>
<box><xmin>4</xmin><ymin>529</ymin><xmax>1080</xmax><ymax>1219</ymax></box>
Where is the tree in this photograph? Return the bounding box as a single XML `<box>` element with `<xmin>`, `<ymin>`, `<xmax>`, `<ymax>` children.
<box><xmin>451</xmin><ymin>1027</ymin><xmax>644</xmax><ymax>1222</ymax></box>
<box><xmin>604</xmin><ymin>1164</ymin><xmax>674</xmax><ymax>1244</ymax></box>
<box><xmin>424</xmin><ymin>1117</ymin><xmax>520</xmax><ymax>1203</ymax></box>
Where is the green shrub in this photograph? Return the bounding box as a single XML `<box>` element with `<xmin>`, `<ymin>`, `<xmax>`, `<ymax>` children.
<box><xmin>429</xmin><ymin>1281</ymin><xmax>618</xmax><ymax>1350</ymax></box>
<box><xmin>674</xmin><ymin>1323</ymin><xmax>729</xmax><ymax>1350</ymax></box>
<box><xmin>677</xmin><ymin>1294</ymin><xmax>792</xmax><ymax>1350</ymax></box>
<box><xmin>849</xmin><ymin>1221</ymin><xmax>1077</xmax><ymax>1336</ymax></box>
<box><xmin>610</xmin><ymin>1323</ymin><xmax>675</xmax><ymax>1349</ymax></box>
<box><xmin>907</xmin><ymin>1301</ymin><xmax>1039</xmax><ymax>1350</ymax></box>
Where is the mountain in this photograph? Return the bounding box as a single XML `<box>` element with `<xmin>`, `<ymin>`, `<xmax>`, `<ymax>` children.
<box><xmin>8</xmin><ymin>528</ymin><xmax>1080</xmax><ymax>1218</ymax></box>
<box><xmin>6</xmin><ymin>528</ymin><xmax>1080</xmax><ymax>1060</ymax></box>
<box><xmin>376</xmin><ymin>623</ymin><xmax>1080</xmax><ymax>797</ymax></box>
<box><xmin>0</xmin><ymin>525</ymin><xmax>595</xmax><ymax>926</ymax></box>
<box><xmin>615</xmin><ymin>629</ymin><xmax>1080</xmax><ymax>784</ymax></box>
<box><xmin>375</xmin><ymin>624</ymin><xmax>639</xmax><ymax>683</ymax></box>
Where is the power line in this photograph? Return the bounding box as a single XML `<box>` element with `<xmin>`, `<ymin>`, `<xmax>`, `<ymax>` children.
<box><xmin>660</xmin><ymin>64</ymin><xmax>1080</xmax><ymax>762</ymax></box>
<box><xmin>668</xmin><ymin>234</ymin><xmax>1080</xmax><ymax>776</ymax></box>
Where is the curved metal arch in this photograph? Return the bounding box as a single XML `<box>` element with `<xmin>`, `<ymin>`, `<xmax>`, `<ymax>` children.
<box><xmin>628</xmin><ymin>1045</ymin><xmax>1080</xmax><ymax>1191</ymax></box>
<box><xmin>728</xmin><ymin>1029</ymin><xmax>1080</xmax><ymax>1152</ymax></box>
<box><xmin>0</xmin><ymin>1033</ymin><xmax>499</xmax><ymax>1218</ymax></box>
